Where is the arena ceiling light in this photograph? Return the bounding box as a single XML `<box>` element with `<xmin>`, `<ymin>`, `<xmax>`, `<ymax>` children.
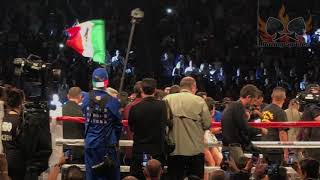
<box><xmin>166</xmin><ymin>8</ymin><xmax>173</xmax><ymax>15</ymax></box>
<box><xmin>58</xmin><ymin>43</ymin><xmax>64</xmax><ymax>48</ymax></box>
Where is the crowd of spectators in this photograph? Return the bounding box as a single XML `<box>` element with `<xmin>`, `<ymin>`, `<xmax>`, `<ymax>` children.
<box><xmin>1</xmin><ymin>0</ymin><xmax>320</xmax><ymax>98</ymax></box>
<box><xmin>1</xmin><ymin>66</ymin><xmax>320</xmax><ymax>180</ymax></box>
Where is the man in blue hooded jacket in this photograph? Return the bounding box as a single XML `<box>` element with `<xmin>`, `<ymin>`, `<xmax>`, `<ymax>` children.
<box><xmin>82</xmin><ymin>68</ymin><xmax>122</xmax><ymax>180</ymax></box>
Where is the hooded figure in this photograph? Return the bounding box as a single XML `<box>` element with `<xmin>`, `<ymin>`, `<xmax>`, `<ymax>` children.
<box><xmin>82</xmin><ymin>68</ymin><xmax>122</xmax><ymax>180</ymax></box>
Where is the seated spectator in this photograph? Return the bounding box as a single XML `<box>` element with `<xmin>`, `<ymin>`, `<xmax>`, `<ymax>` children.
<box><xmin>204</xmin><ymin>97</ymin><xmax>222</xmax><ymax>167</ymax></box>
<box><xmin>209</xmin><ymin>169</ymin><xmax>225</xmax><ymax>180</ymax></box>
<box><xmin>251</xmin><ymin>162</ymin><xmax>268</xmax><ymax>180</ymax></box>
<box><xmin>186</xmin><ymin>175</ymin><xmax>201</xmax><ymax>180</ymax></box>
<box><xmin>268</xmin><ymin>166</ymin><xmax>288</xmax><ymax>180</ymax></box>
<box><xmin>143</xmin><ymin>159</ymin><xmax>163</xmax><ymax>180</ymax></box>
<box><xmin>250</xmin><ymin>161</ymin><xmax>288</xmax><ymax>180</ymax></box>
<box><xmin>169</xmin><ymin>85</ymin><xmax>180</xmax><ymax>94</ymax></box>
<box><xmin>64</xmin><ymin>166</ymin><xmax>83</xmax><ymax>180</ymax></box>
<box><xmin>155</xmin><ymin>89</ymin><xmax>167</xmax><ymax>100</ymax></box>
<box><xmin>237</xmin><ymin>156</ymin><xmax>249</xmax><ymax>170</ymax></box>
<box><xmin>164</xmin><ymin>87</ymin><xmax>171</xmax><ymax>94</ymax></box>
<box><xmin>123</xmin><ymin>176</ymin><xmax>138</xmax><ymax>180</ymax></box>
<box><xmin>62</xmin><ymin>87</ymin><xmax>85</xmax><ymax>163</ymax></box>
<box><xmin>299</xmin><ymin>158</ymin><xmax>319</xmax><ymax>180</ymax></box>
<box><xmin>196</xmin><ymin>91</ymin><xmax>207</xmax><ymax>99</ymax></box>
<box><xmin>207</xmin><ymin>97</ymin><xmax>223</xmax><ymax>142</ymax></box>
<box><xmin>226</xmin><ymin>157</ymin><xmax>252</xmax><ymax>180</ymax></box>
<box><xmin>48</xmin><ymin>154</ymin><xmax>84</xmax><ymax>180</ymax></box>
<box><xmin>205</xmin><ymin>97</ymin><xmax>222</xmax><ymax>124</ymax></box>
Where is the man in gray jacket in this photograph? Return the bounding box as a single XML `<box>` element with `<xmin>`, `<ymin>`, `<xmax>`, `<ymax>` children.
<box><xmin>164</xmin><ymin>77</ymin><xmax>211</xmax><ymax>179</ymax></box>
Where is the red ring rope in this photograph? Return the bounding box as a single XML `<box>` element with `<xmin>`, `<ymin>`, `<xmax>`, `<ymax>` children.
<box><xmin>55</xmin><ymin>116</ymin><xmax>320</xmax><ymax>128</ymax></box>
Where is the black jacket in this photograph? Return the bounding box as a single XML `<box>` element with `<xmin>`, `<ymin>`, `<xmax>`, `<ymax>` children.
<box><xmin>222</xmin><ymin>101</ymin><xmax>261</xmax><ymax>147</ymax></box>
<box><xmin>62</xmin><ymin>101</ymin><xmax>85</xmax><ymax>163</ymax></box>
<box><xmin>128</xmin><ymin>97</ymin><xmax>167</xmax><ymax>154</ymax></box>
<box><xmin>1</xmin><ymin>114</ymin><xmax>25</xmax><ymax>176</ymax></box>
<box><xmin>62</xmin><ymin>101</ymin><xmax>84</xmax><ymax>139</ymax></box>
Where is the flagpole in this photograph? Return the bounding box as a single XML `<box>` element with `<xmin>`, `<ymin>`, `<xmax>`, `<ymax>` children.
<box><xmin>119</xmin><ymin>9</ymin><xmax>144</xmax><ymax>93</ymax></box>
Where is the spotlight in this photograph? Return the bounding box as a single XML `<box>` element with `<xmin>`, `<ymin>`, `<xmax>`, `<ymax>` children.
<box><xmin>166</xmin><ymin>8</ymin><xmax>173</xmax><ymax>14</ymax></box>
<box><xmin>51</xmin><ymin>94</ymin><xmax>62</xmax><ymax>107</ymax></box>
<box><xmin>59</xmin><ymin>43</ymin><xmax>64</xmax><ymax>48</ymax></box>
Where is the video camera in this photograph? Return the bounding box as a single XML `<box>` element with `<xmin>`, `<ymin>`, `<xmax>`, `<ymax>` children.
<box><xmin>13</xmin><ymin>55</ymin><xmax>51</xmax><ymax>76</ymax></box>
<box><xmin>12</xmin><ymin>55</ymin><xmax>54</xmax><ymax>177</ymax></box>
<box><xmin>296</xmin><ymin>84</ymin><xmax>320</xmax><ymax>105</ymax></box>
<box><xmin>13</xmin><ymin>54</ymin><xmax>61</xmax><ymax>101</ymax></box>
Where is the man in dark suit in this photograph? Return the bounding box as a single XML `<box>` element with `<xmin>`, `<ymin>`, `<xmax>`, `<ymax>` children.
<box><xmin>62</xmin><ymin>87</ymin><xmax>84</xmax><ymax>163</ymax></box>
<box><xmin>128</xmin><ymin>78</ymin><xmax>167</xmax><ymax>180</ymax></box>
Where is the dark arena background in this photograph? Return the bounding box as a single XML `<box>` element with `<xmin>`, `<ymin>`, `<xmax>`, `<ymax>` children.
<box><xmin>0</xmin><ymin>0</ymin><xmax>320</xmax><ymax>101</ymax></box>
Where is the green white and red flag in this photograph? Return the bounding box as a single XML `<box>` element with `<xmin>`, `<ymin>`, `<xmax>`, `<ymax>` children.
<box><xmin>66</xmin><ymin>20</ymin><xmax>106</xmax><ymax>64</ymax></box>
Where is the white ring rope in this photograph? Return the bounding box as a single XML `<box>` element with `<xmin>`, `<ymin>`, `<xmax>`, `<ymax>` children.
<box><xmin>56</xmin><ymin>138</ymin><xmax>320</xmax><ymax>148</ymax></box>
<box><xmin>56</xmin><ymin>138</ymin><xmax>303</xmax><ymax>174</ymax></box>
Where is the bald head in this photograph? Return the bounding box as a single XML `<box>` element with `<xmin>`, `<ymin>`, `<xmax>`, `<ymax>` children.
<box><xmin>271</xmin><ymin>87</ymin><xmax>286</xmax><ymax>101</ymax></box>
<box><xmin>180</xmin><ymin>77</ymin><xmax>197</xmax><ymax>94</ymax></box>
<box><xmin>67</xmin><ymin>87</ymin><xmax>82</xmax><ymax>104</ymax></box>
<box><xmin>107</xmin><ymin>87</ymin><xmax>119</xmax><ymax>98</ymax></box>
<box><xmin>143</xmin><ymin>159</ymin><xmax>162</xmax><ymax>180</ymax></box>
<box><xmin>68</xmin><ymin>87</ymin><xmax>82</xmax><ymax>98</ymax></box>
<box><xmin>210</xmin><ymin>170</ymin><xmax>226</xmax><ymax>180</ymax></box>
<box><xmin>123</xmin><ymin>176</ymin><xmax>138</xmax><ymax>180</ymax></box>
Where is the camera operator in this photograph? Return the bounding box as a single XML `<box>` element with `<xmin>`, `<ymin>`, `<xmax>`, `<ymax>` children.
<box><xmin>298</xmin><ymin>84</ymin><xmax>320</xmax><ymax>161</ymax></box>
<box><xmin>1</xmin><ymin>88</ymin><xmax>25</xmax><ymax>180</ymax></box>
<box><xmin>82</xmin><ymin>68</ymin><xmax>122</xmax><ymax>180</ymax></box>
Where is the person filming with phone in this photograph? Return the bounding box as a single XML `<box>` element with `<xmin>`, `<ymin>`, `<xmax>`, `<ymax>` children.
<box><xmin>128</xmin><ymin>78</ymin><xmax>167</xmax><ymax>179</ymax></box>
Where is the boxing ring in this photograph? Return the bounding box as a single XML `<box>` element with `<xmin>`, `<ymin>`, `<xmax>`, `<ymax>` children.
<box><xmin>52</xmin><ymin>116</ymin><xmax>320</xmax><ymax>175</ymax></box>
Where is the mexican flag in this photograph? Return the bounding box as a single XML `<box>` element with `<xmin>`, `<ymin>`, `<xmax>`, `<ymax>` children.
<box><xmin>66</xmin><ymin>20</ymin><xmax>106</xmax><ymax>64</ymax></box>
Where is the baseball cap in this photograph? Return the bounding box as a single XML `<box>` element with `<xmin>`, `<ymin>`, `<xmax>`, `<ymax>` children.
<box><xmin>92</xmin><ymin>68</ymin><xmax>109</xmax><ymax>88</ymax></box>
